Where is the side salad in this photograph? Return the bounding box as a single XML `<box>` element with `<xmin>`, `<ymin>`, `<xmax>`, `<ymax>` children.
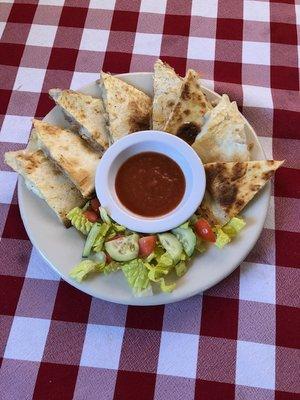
<box><xmin>67</xmin><ymin>198</ymin><xmax>245</xmax><ymax>296</ymax></box>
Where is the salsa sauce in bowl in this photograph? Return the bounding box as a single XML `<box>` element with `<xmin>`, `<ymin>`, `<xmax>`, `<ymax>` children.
<box><xmin>115</xmin><ymin>152</ymin><xmax>186</xmax><ymax>217</ymax></box>
<box><xmin>96</xmin><ymin>130</ymin><xmax>206</xmax><ymax>233</ymax></box>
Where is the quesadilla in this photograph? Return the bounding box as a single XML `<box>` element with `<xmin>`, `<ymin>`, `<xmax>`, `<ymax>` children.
<box><xmin>49</xmin><ymin>89</ymin><xmax>109</xmax><ymax>152</ymax></box>
<box><xmin>100</xmin><ymin>72</ymin><xmax>152</xmax><ymax>143</ymax></box>
<box><xmin>152</xmin><ymin>59</ymin><xmax>182</xmax><ymax>131</ymax></box>
<box><xmin>192</xmin><ymin>94</ymin><xmax>250</xmax><ymax>163</ymax></box>
<box><xmin>33</xmin><ymin>119</ymin><xmax>101</xmax><ymax>198</ymax></box>
<box><xmin>163</xmin><ymin>69</ymin><xmax>212</xmax><ymax>144</ymax></box>
<box><xmin>198</xmin><ymin>160</ymin><xmax>284</xmax><ymax>226</ymax></box>
<box><xmin>5</xmin><ymin>150</ymin><xmax>85</xmax><ymax>227</ymax></box>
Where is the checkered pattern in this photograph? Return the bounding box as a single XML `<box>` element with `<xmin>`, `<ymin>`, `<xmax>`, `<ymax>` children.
<box><xmin>0</xmin><ymin>1</ymin><xmax>299</xmax><ymax>399</ymax></box>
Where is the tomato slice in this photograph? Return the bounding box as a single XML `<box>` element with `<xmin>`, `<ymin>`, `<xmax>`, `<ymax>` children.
<box><xmin>83</xmin><ymin>210</ymin><xmax>99</xmax><ymax>223</ymax></box>
<box><xmin>91</xmin><ymin>198</ymin><xmax>100</xmax><ymax>212</ymax></box>
<box><xmin>105</xmin><ymin>252</ymin><xmax>112</xmax><ymax>264</ymax></box>
<box><xmin>194</xmin><ymin>218</ymin><xmax>216</xmax><ymax>242</ymax></box>
<box><xmin>138</xmin><ymin>235</ymin><xmax>156</xmax><ymax>258</ymax></box>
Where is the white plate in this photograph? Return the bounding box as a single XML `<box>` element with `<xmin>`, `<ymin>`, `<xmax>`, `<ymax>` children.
<box><xmin>18</xmin><ymin>72</ymin><xmax>269</xmax><ymax>306</ymax></box>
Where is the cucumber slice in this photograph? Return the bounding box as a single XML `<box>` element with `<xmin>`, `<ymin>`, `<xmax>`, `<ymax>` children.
<box><xmin>105</xmin><ymin>234</ymin><xmax>139</xmax><ymax>262</ymax></box>
<box><xmin>82</xmin><ymin>223</ymin><xmax>102</xmax><ymax>258</ymax></box>
<box><xmin>158</xmin><ymin>233</ymin><xmax>183</xmax><ymax>264</ymax></box>
<box><xmin>172</xmin><ymin>227</ymin><xmax>196</xmax><ymax>257</ymax></box>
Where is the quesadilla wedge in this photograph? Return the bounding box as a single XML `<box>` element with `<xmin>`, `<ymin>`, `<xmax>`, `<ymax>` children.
<box><xmin>100</xmin><ymin>72</ymin><xmax>152</xmax><ymax>143</ymax></box>
<box><xmin>163</xmin><ymin>69</ymin><xmax>212</xmax><ymax>143</ymax></box>
<box><xmin>192</xmin><ymin>94</ymin><xmax>250</xmax><ymax>163</ymax></box>
<box><xmin>5</xmin><ymin>150</ymin><xmax>85</xmax><ymax>227</ymax></box>
<box><xmin>198</xmin><ymin>160</ymin><xmax>284</xmax><ymax>226</ymax></box>
<box><xmin>152</xmin><ymin>59</ymin><xmax>182</xmax><ymax>131</ymax></box>
<box><xmin>49</xmin><ymin>89</ymin><xmax>109</xmax><ymax>152</ymax></box>
<box><xmin>33</xmin><ymin>119</ymin><xmax>101</xmax><ymax>198</ymax></box>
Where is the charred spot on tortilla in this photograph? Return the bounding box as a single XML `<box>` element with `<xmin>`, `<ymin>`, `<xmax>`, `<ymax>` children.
<box><xmin>181</xmin><ymin>83</ymin><xmax>191</xmax><ymax>100</ymax></box>
<box><xmin>262</xmin><ymin>171</ymin><xmax>273</xmax><ymax>181</ymax></box>
<box><xmin>218</xmin><ymin>184</ymin><xmax>238</xmax><ymax>208</ymax></box>
<box><xmin>176</xmin><ymin>122</ymin><xmax>200</xmax><ymax>145</ymax></box>
<box><xmin>167</xmin><ymin>100</ymin><xmax>175</xmax><ymax>108</ymax></box>
<box><xmin>183</xmin><ymin>109</ymin><xmax>191</xmax><ymax>116</ymax></box>
<box><xmin>205</xmin><ymin>163</ymin><xmax>226</xmax><ymax>184</ymax></box>
<box><xmin>250</xmin><ymin>184</ymin><xmax>261</xmax><ymax>191</ymax></box>
<box><xmin>232</xmin><ymin>162</ymin><xmax>246</xmax><ymax>180</ymax></box>
<box><xmin>128</xmin><ymin>113</ymin><xmax>149</xmax><ymax>132</ymax></box>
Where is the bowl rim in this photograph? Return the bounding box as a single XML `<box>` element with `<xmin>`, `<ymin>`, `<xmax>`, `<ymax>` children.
<box><xmin>95</xmin><ymin>130</ymin><xmax>206</xmax><ymax>233</ymax></box>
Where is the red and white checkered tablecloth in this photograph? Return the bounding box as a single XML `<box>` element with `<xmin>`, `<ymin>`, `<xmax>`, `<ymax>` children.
<box><xmin>0</xmin><ymin>1</ymin><xmax>299</xmax><ymax>399</ymax></box>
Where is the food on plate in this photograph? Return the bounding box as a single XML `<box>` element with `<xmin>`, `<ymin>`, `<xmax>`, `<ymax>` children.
<box><xmin>49</xmin><ymin>89</ymin><xmax>109</xmax><ymax>152</ymax></box>
<box><xmin>152</xmin><ymin>59</ymin><xmax>182</xmax><ymax>130</ymax></box>
<box><xmin>115</xmin><ymin>151</ymin><xmax>186</xmax><ymax>217</ymax></box>
<box><xmin>33</xmin><ymin>119</ymin><xmax>101</xmax><ymax>198</ymax></box>
<box><xmin>192</xmin><ymin>94</ymin><xmax>250</xmax><ymax>163</ymax></box>
<box><xmin>66</xmin><ymin>201</ymin><xmax>248</xmax><ymax>294</ymax></box>
<box><xmin>5</xmin><ymin>150</ymin><xmax>85</xmax><ymax>226</ymax></box>
<box><xmin>164</xmin><ymin>69</ymin><xmax>212</xmax><ymax>143</ymax></box>
<box><xmin>99</xmin><ymin>72</ymin><xmax>152</xmax><ymax>143</ymax></box>
<box><xmin>3</xmin><ymin>59</ymin><xmax>285</xmax><ymax>297</ymax></box>
<box><xmin>198</xmin><ymin>160</ymin><xmax>284</xmax><ymax>228</ymax></box>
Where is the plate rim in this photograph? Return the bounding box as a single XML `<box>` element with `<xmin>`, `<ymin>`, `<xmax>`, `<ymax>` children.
<box><xmin>17</xmin><ymin>72</ymin><xmax>270</xmax><ymax>306</ymax></box>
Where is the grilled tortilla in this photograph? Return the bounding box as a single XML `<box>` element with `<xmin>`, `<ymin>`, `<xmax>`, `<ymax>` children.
<box><xmin>33</xmin><ymin>119</ymin><xmax>101</xmax><ymax>198</ymax></box>
<box><xmin>100</xmin><ymin>72</ymin><xmax>152</xmax><ymax>143</ymax></box>
<box><xmin>49</xmin><ymin>89</ymin><xmax>109</xmax><ymax>152</ymax></box>
<box><xmin>152</xmin><ymin>59</ymin><xmax>182</xmax><ymax>131</ymax></box>
<box><xmin>192</xmin><ymin>94</ymin><xmax>250</xmax><ymax>163</ymax></box>
<box><xmin>198</xmin><ymin>160</ymin><xmax>284</xmax><ymax>226</ymax></box>
<box><xmin>163</xmin><ymin>69</ymin><xmax>212</xmax><ymax>143</ymax></box>
<box><xmin>5</xmin><ymin>150</ymin><xmax>85</xmax><ymax>226</ymax></box>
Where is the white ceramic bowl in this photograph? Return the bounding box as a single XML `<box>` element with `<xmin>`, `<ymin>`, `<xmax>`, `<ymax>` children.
<box><xmin>95</xmin><ymin>130</ymin><xmax>206</xmax><ymax>233</ymax></box>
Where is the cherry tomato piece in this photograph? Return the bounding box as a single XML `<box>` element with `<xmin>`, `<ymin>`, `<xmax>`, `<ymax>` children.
<box><xmin>138</xmin><ymin>235</ymin><xmax>156</xmax><ymax>258</ymax></box>
<box><xmin>83</xmin><ymin>210</ymin><xmax>99</xmax><ymax>223</ymax></box>
<box><xmin>105</xmin><ymin>252</ymin><xmax>112</xmax><ymax>264</ymax></box>
<box><xmin>91</xmin><ymin>198</ymin><xmax>100</xmax><ymax>212</ymax></box>
<box><xmin>194</xmin><ymin>219</ymin><xmax>216</xmax><ymax>242</ymax></box>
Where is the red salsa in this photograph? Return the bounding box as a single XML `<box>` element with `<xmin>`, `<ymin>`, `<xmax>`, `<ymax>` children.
<box><xmin>115</xmin><ymin>152</ymin><xmax>186</xmax><ymax>217</ymax></box>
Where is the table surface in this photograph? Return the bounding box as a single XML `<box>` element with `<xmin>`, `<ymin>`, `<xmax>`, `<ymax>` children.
<box><xmin>0</xmin><ymin>1</ymin><xmax>299</xmax><ymax>399</ymax></box>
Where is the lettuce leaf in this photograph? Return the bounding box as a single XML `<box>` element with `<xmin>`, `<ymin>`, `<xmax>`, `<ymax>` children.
<box><xmin>92</xmin><ymin>222</ymin><xmax>110</xmax><ymax>252</ymax></box>
<box><xmin>215</xmin><ymin>228</ymin><xmax>231</xmax><ymax>249</ymax></box>
<box><xmin>122</xmin><ymin>259</ymin><xmax>150</xmax><ymax>295</ymax></box>
<box><xmin>99</xmin><ymin>206</ymin><xmax>111</xmax><ymax>224</ymax></box>
<box><xmin>196</xmin><ymin>237</ymin><xmax>207</xmax><ymax>253</ymax></box>
<box><xmin>223</xmin><ymin>217</ymin><xmax>246</xmax><ymax>237</ymax></box>
<box><xmin>69</xmin><ymin>260</ymin><xmax>103</xmax><ymax>282</ymax></box>
<box><xmin>67</xmin><ymin>207</ymin><xmax>93</xmax><ymax>235</ymax></box>
<box><xmin>175</xmin><ymin>261</ymin><xmax>187</xmax><ymax>277</ymax></box>
<box><xmin>102</xmin><ymin>261</ymin><xmax>121</xmax><ymax>275</ymax></box>
<box><xmin>215</xmin><ymin>217</ymin><xmax>246</xmax><ymax>248</ymax></box>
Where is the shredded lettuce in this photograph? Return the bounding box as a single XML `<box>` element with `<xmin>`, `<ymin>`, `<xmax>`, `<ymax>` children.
<box><xmin>147</xmin><ymin>272</ymin><xmax>176</xmax><ymax>293</ymax></box>
<box><xmin>99</xmin><ymin>206</ymin><xmax>111</xmax><ymax>224</ymax></box>
<box><xmin>67</xmin><ymin>207</ymin><xmax>93</xmax><ymax>235</ymax></box>
<box><xmin>196</xmin><ymin>237</ymin><xmax>207</xmax><ymax>253</ymax></box>
<box><xmin>145</xmin><ymin>251</ymin><xmax>177</xmax><ymax>293</ymax></box>
<box><xmin>215</xmin><ymin>228</ymin><xmax>231</xmax><ymax>249</ymax></box>
<box><xmin>69</xmin><ymin>202</ymin><xmax>247</xmax><ymax>296</ymax></box>
<box><xmin>122</xmin><ymin>259</ymin><xmax>150</xmax><ymax>295</ymax></box>
<box><xmin>223</xmin><ymin>217</ymin><xmax>246</xmax><ymax>237</ymax></box>
<box><xmin>101</xmin><ymin>261</ymin><xmax>121</xmax><ymax>275</ymax></box>
<box><xmin>114</xmin><ymin>224</ymin><xmax>126</xmax><ymax>232</ymax></box>
<box><xmin>215</xmin><ymin>217</ymin><xmax>246</xmax><ymax>248</ymax></box>
<box><xmin>92</xmin><ymin>222</ymin><xmax>110</xmax><ymax>252</ymax></box>
<box><xmin>69</xmin><ymin>259</ymin><xmax>103</xmax><ymax>282</ymax></box>
<box><xmin>175</xmin><ymin>261</ymin><xmax>187</xmax><ymax>277</ymax></box>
